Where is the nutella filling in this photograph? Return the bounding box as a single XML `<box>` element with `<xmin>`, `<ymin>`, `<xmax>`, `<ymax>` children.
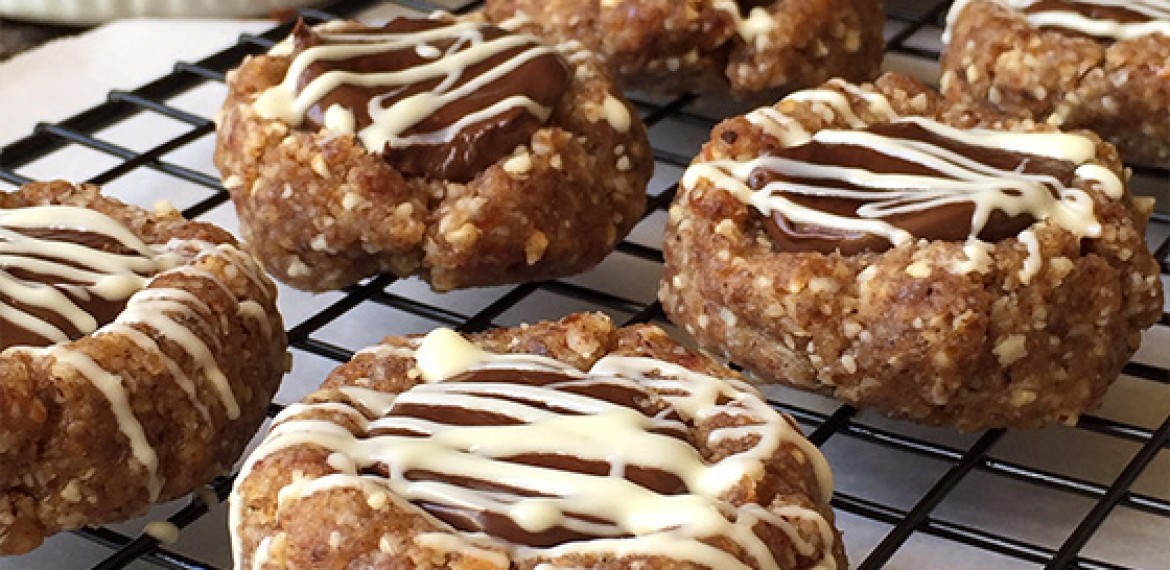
<box><xmin>1022</xmin><ymin>0</ymin><xmax>1155</xmax><ymax>24</ymax></box>
<box><xmin>735</xmin><ymin>0</ymin><xmax>775</xmax><ymax>12</ymax></box>
<box><xmin>753</xmin><ymin>121</ymin><xmax>1075</xmax><ymax>254</ymax></box>
<box><xmin>0</xmin><ymin>206</ymin><xmax>157</xmax><ymax>350</ymax></box>
<box><xmin>1016</xmin><ymin>0</ymin><xmax>1169</xmax><ymax>40</ymax></box>
<box><xmin>260</xmin><ymin>17</ymin><xmax>571</xmax><ymax>182</ymax></box>
<box><xmin>371</xmin><ymin>366</ymin><xmax>692</xmax><ymax>547</ymax></box>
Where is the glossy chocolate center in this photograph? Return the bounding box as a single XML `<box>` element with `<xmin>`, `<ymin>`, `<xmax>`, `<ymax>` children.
<box><xmin>1023</xmin><ymin>0</ymin><xmax>1155</xmax><ymax>24</ymax></box>
<box><xmin>290</xmin><ymin>18</ymin><xmax>571</xmax><ymax>182</ymax></box>
<box><xmin>736</xmin><ymin>0</ymin><xmax>775</xmax><ymax>12</ymax></box>
<box><xmin>0</xmin><ymin>226</ymin><xmax>150</xmax><ymax>350</ymax></box>
<box><xmin>372</xmin><ymin>367</ymin><xmax>693</xmax><ymax>547</ymax></box>
<box><xmin>755</xmin><ymin>121</ymin><xmax>1076</xmax><ymax>254</ymax></box>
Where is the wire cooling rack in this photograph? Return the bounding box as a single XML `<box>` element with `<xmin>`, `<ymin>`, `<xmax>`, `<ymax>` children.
<box><xmin>1</xmin><ymin>0</ymin><xmax>1168</xmax><ymax>568</ymax></box>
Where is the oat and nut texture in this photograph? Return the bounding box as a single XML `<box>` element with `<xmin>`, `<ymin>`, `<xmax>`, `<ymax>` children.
<box><xmin>941</xmin><ymin>0</ymin><xmax>1170</xmax><ymax>167</ymax></box>
<box><xmin>231</xmin><ymin>312</ymin><xmax>845</xmax><ymax>569</ymax></box>
<box><xmin>486</xmin><ymin>0</ymin><xmax>885</xmax><ymax>97</ymax></box>
<box><xmin>659</xmin><ymin>74</ymin><xmax>1165</xmax><ymax>430</ymax></box>
<box><xmin>214</xmin><ymin>16</ymin><xmax>652</xmax><ymax>292</ymax></box>
<box><xmin>0</xmin><ymin>181</ymin><xmax>286</xmax><ymax>554</ymax></box>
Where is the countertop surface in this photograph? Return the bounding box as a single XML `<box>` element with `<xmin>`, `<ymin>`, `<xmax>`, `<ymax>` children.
<box><xmin>0</xmin><ymin>17</ymin><xmax>83</xmax><ymax>61</ymax></box>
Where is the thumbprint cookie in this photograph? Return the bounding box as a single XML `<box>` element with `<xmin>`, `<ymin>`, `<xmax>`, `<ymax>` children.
<box><xmin>214</xmin><ymin>14</ymin><xmax>652</xmax><ymax>292</ymax></box>
<box><xmin>230</xmin><ymin>312</ymin><xmax>845</xmax><ymax>569</ymax></box>
<box><xmin>484</xmin><ymin>0</ymin><xmax>885</xmax><ymax>96</ymax></box>
<box><xmin>659</xmin><ymin>73</ymin><xmax>1163</xmax><ymax>430</ymax></box>
<box><xmin>0</xmin><ymin>180</ymin><xmax>286</xmax><ymax>554</ymax></box>
<box><xmin>941</xmin><ymin>0</ymin><xmax>1170</xmax><ymax>166</ymax></box>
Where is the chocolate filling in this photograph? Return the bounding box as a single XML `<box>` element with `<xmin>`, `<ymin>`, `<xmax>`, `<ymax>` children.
<box><xmin>1022</xmin><ymin>0</ymin><xmax>1155</xmax><ymax>39</ymax></box>
<box><xmin>1024</xmin><ymin>0</ymin><xmax>1153</xmax><ymax>24</ymax></box>
<box><xmin>290</xmin><ymin>18</ymin><xmax>571</xmax><ymax>182</ymax></box>
<box><xmin>0</xmin><ymin>227</ymin><xmax>150</xmax><ymax>350</ymax></box>
<box><xmin>755</xmin><ymin>121</ymin><xmax>1077</xmax><ymax>254</ymax></box>
<box><xmin>378</xmin><ymin>367</ymin><xmax>697</xmax><ymax>547</ymax></box>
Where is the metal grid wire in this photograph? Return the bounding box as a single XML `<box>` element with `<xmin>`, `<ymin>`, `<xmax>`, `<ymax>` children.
<box><xmin>1</xmin><ymin>0</ymin><xmax>1167</xmax><ymax>568</ymax></box>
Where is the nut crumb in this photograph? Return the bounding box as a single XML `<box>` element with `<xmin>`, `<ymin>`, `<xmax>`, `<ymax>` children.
<box><xmin>994</xmin><ymin>335</ymin><xmax>1028</xmax><ymax>366</ymax></box>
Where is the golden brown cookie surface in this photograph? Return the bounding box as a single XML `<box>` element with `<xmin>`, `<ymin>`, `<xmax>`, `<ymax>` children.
<box><xmin>659</xmin><ymin>73</ymin><xmax>1164</xmax><ymax>430</ymax></box>
<box><xmin>485</xmin><ymin>0</ymin><xmax>886</xmax><ymax>96</ymax></box>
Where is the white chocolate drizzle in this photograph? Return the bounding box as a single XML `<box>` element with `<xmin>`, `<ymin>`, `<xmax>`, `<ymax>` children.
<box><xmin>1017</xmin><ymin>230</ymin><xmax>1043</xmax><ymax>283</ymax></box>
<box><xmin>230</xmin><ymin>328</ymin><xmax>837</xmax><ymax>569</ymax></box>
<box><xmin>1</xmin><ymin>205</ymin><xmax>156</xmax><ymax>345</ymax></box>
<box><xmin>253</xmin><ymin>19</ymin><xmax>561</xmax><ymax>155</ymax></box>
<box><xmin>2</xmin><ymin>205</ymin><xmax>278</xmax><ymax>502</ymax></box>
<box><xmin>945</xmin><ymin>0</ymin><xmax>1170</xmax><ymax>42</ymax></box>
<box><xmin>682</xmin><ymin>80</ymin><xmax>1123</xmax><ymax>272</ymax></box>
<box><xmin>712</xmin><ymin>1</ymin><xmax>780</xmax><ymax>48</ymax></box>
<box><xmin>144</xmin><ymin>520</ymin><xmax>181</xmax><ymax>545</ymax></box>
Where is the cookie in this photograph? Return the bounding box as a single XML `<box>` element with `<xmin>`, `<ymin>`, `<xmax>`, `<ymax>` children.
<box><xmin>659</xmin><ymin>73</ymin><xmax>1164</xmax><ymax>430</ymax></box>
<box><xmin>229</xmin><ymin>312</ymin><xmax>845</xmax><ymax>569</ymax></box>
<box><xmin>485</xmin><ymin>0</ymin><xmax>885</xmax><ymax>96</ymax></box>
<box><xmin>214</xmin><ymin>14</ymin><xmax>652</xmax><ymax>292</ymax></box>
<box><xmin>0</xmin><ymin>180</ymin><xmax>286</xmax><ymax>554</ymax></box>
<box><xmin>941</xmin><ymin>0</ymin><xmax>1170</xmax><ymax>166</ymax></box>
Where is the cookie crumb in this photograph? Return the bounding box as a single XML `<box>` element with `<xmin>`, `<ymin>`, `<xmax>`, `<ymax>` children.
<box><xmin>310</xmin><ymin>154</ymin><xmax>331</xmax><ymax>179</ymax></box>
<box><xmin>905</xmin><ymin>261</ymin><xmax>932</xmax><ymax>278</ymax></box>
<box><xmin>993</xmin><ymin>335</ymin><xmax>1028</xmax><ymax>366</ymax></box>
<box><xmin>525</xmin><ymin>231</ymin><xmax>549</xmax><ymax>264</ymax></box>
